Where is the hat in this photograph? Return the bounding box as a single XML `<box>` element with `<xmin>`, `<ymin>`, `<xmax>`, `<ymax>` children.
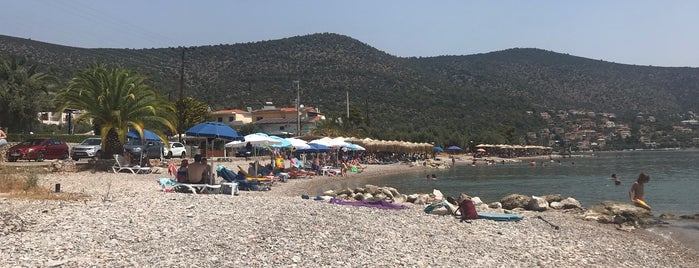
<box><xmin>181</xmin><ymin>159</ymin><xmax>189</xmax><ymax>165</ymax></box>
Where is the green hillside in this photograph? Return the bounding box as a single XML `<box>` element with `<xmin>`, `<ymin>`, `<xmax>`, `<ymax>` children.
<box><xmin>1</xmin><ymin>33</ymin><xmax>698</xmax><ymax>147</ymax></box>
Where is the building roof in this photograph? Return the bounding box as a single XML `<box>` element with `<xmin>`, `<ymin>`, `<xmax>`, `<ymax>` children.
<box><xmin>254</xmin><ymin>116</ymin><xmax>321</xmax><ymax>125</ymax></box>
<box><xmin>211</xmin><ymin>109</ymin><xmax>248</xmax><ymax>115</ymax></box>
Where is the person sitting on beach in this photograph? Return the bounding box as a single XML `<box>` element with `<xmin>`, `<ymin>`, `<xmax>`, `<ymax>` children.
<box><xmin>629</xmin><ymin>172</ymin><xmax>651</xmax><ymax>209</ymax></box>
<box><xmin>186</xmin><ymin>154</ymin><xmax>208</xmax><ymax>184</ymax></box>
<box><xmin>201</xmin><ymin>157</ymin><xmax>212</xmax><ymax>184</ymax></box>
<box><xmin>176</xmin><ymin>159</ymin><xmax>188</xmax><ymax>182</ymax></box>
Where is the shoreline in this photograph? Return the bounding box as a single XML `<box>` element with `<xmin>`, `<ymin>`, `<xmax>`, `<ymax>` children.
<box><xmin>1</xmin><ymin>156</ymin><xmax>698</xmax><ymax>266</ymax></box>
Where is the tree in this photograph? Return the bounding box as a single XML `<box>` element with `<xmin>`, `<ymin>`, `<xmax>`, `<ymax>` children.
<box><xmin>0</xmin><ymin>56</ymin><xmax>57</xmax><ymax>132</ymax></box>
<box><xmin>176</xmin><ymin>97</ymin><xmax>210</xmax><ymax>136</ymax></box>
<box><xmin>54</xmin><ymin>64</ymin><xmax>176</xmax><ymax>158</ymax></box>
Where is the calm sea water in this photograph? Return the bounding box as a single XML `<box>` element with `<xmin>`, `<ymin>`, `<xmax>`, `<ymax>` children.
<box><xmin>357</xmin><ymin>150</ymin><xmax>698</xmax><ymax>216</ymax></box>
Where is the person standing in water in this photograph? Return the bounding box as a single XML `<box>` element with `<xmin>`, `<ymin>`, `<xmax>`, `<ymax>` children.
<box><xmin>629</xmin><ymin>172</ymin><xmax>651</xmax><ymax>210</ymax></box>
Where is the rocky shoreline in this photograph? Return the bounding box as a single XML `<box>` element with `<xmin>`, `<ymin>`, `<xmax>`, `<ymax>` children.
<box><xmin>1</xmin><ymin>158</ymin><xmax>699</xmax><ymax>266</ymax></box>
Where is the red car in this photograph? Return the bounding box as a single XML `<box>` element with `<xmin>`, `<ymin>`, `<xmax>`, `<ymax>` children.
<box><xmin>6</xmin><ymin>138</ymin><xmax>70</xmax><ymax>162</ymax></box>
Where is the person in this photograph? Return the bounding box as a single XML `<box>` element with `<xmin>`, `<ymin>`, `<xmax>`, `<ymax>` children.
<box><xmin>451</xmin><ymin>156</ymin><xmax>455</xmax><ymax>168</ymax></box>
<box><xmin>245</xmin><ymin>142</ymin><xmax>253</xmax><ymax>160</ymax></box>
<box><xmin>629</xmin><ymin>172</ymin><xmax>651</xmax><ymax>210</ymax></box>
<box><xmin>186</xmin><ymin>154</ymin><xmax>208</xmax><ymax>184</ymax></box>
<box><xmin>176</xmin><ymin>159</ymin><xmax>189</xmax><ymax>182</ymax></box>
<box><xmin>0</xmin><ymin>127</ymin><xmax>7</xmax><ymax>147</ymax></box>
<box><xmin>248</xmin><ymin>162</ymin><xmax>258</xmax><ymax>177</ymax></box>
<box><xmin>431</xmin><ymin>174</ymin><xmax>437</xmax><ymax>180</ymax></box>
<box><xmin>0</xmin><ymin>127</ymin><xmax>6</xmax><ymax>162</ymax></box>
<box><xmin>201</xmin><ymin>157</ymin><xmax>213</xmax><ymax>184</ymax></box>
<box><xmin>123</xmin><ymin>150</ymin><xmax>134</xmax><ymax>166</ymax></box>
<box><xmin>426</xmin><ymin>175</ymin><xmax>431</xmax><ymax>180</ymax></box>
<box><xmin>611</xmin><ymin>173</ymin><xmax>621</xmax><ymax>186</ymax></box>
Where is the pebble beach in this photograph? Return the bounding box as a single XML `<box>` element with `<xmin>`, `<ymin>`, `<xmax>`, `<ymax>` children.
<box><xmin>2</xmin><ymin>158</ymin><xmax>699</xmax><ymax>267</ymax></box>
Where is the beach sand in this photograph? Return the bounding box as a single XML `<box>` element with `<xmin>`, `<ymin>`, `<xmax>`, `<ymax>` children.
<box><xmin>1</xmin><ymin>156</ymin><xmax>698</xmax><ymax>267</ymax></box>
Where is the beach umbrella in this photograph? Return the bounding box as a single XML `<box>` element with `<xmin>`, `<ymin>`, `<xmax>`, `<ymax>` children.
<box><xmin>185</xmin><ymin>122</ymin><xmax>243</xmax><ymax>140</ymax></box>
<box><xmin>447</xmin><ymin>146</ymin><xmax>462</xmax><ymax>151</ymax></box>
<box><xmin>126</xmin><ymin>129</ymin><xmax>161</xmax><ymax>141</ymax></box>
<box><xmin>285</xmin><ymin>137</ymin><xmax>311</xmax><ymax>150</ymax></box>
<box><xmin>186</xmin><ymin>122</ymin><xmax>243</xmax><ymax>158</ymax></box>
<box><xmin>434</xmin><ymin>146</ymin><xmax>444</xmax><ymax>152</ymax></box>
<box><xmin>344</xmin><ymin>142</ymin><xmax>366</xmax><ymax>151</ymax></box>
<box><xmin>269</xmin><ymin>135</ymin><xmax>293</xmax><ymax>148</ymax></box>
<box><xmin>476</xmin><ymin>148</ymin><xmax>486</xmax><ymax>152</ymax></box>
<box><xmin>297</xmin><ymin>143</ymin><xmax>331</xmax><ymax>153</ymax></box>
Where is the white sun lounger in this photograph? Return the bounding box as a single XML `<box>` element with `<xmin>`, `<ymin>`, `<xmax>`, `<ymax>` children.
<box><xmin>112</xmin><ymin>154</ymin><xmax>150</xmax><ymax>174</ymax></box>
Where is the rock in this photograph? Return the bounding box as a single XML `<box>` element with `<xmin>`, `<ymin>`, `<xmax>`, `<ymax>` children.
<box><xmin>488</xmin><ymin>202</ymin><xmax>502</xmax><ymax>209</ymax></box>
<box><xmin>364</xmin><ymin>184</ymin><xmax>379</xmax><ymax>195</ymax></box>
<box><xmin>659</xmin><ymin>212</ymin><xmax>677</xmax><ymax>219</ymax></box>
<box><xmin>543</xmin><ymin>194</ymin><xmax>563</xmax><ymax>203</ymax></box>
<box><xmin>354</xmin><ymin>187</ymin><xmax>365</xmax><ymax>194</ymax></box>
<box><xmin>363</xmin><ymin>193</ymin><xmax>374</xmax><ymax>201</ymax></box>
<box><xmin>354</xmin><ymin>193</ymin><xmax>365</xmax><ymax>201</ymax></box>
<box><xmin>587</xmin><ymin>201</ymin><xmax>652</xmax><ymax>220</ymax></box>
<box><xmin>550</xmin><ymin>202</ymin><xmax>564</xmax><ymax>209</ymax></box>
<box><xmin>432</xmin><ymin>189</ymin><xmax>444</xmax><ymax>201</ymax></box>
<box><xmin>380</xmin><ymin>188</ymin><xmax>394</xmax><ymax>199</ymax></box>
<box><xmin>458</xmin><ymin>193</ymin><xmax>472</xmax><ymax>203</ymax></box>
<box><xmin>471</xmin><ymin>197</ymin><xmax>483</xmax><ymax>206</ymax></box>
<box><xmin>526</xmin><ymin>196</ymin><xmax>548</xmax><ymax>211</ymax></box>
<box><xmin>387</xmin><ymin>187</ymin><xmax>401</xmax><ymax>198</ymax></box>
<box><xmin>446</xmin><ymin>196</ymin><xmax>458</xmax><ymax>206</ymax></box>
<box><xmin>560</xmin><ymin>197</ymin><xmax>582</xmax><ymax>209</ymax></box>
<box><xmin>322</xmin><ymin>190</ymin><xmax>337</xmax><ymax>197</ymax></box>
<box><xmin>500</xmin><ymin>194</ymin><xmax>531</xmax><ymax>210</ymax></box>
<box><xmin>680</xmin><ymin>214</ymin><xmax>699</xmax><ymax>220</ymax></box>
<box><xmin>414</xmin><ymin>196</ymin><xmax>425</xmax><ymax>205</ymax></box>
<box><xmin>374</xmin><ymin>193</ymin><xmax>387</xmax><ymax>201</ymax></box>
<box><xmin>393</xmin><ymin>195</ymin><xmax>406</xmax><ymax>203</ymax></box>
<box><xmin>406</xmin><ymin>194</ymin><xmax>418</xmax><ymax>203</ymax></box>
<box><xmin>336</xmin><ymin>187</ymin><xmax>353</xmax><ymax>196</ymax></box>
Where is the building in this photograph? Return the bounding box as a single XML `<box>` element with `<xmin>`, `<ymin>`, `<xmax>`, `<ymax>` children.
<box><xmin>209</xmin><ymin>109</ymin><xmax>252</xmax><ymax>126</ymax></box>
<box><xmin>250</xmin><ymin>102</ymin><xmax>324</xmax><ymax>136</ymax></box>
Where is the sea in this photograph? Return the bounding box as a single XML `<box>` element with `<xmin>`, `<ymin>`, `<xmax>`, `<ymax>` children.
<box><xmin>348</xmin><ymin>149</ymin><xmax>699</xmax><ymax>251</ymax></box>
<box><xmin>372</xmin><ymin>149</ymin><xmax>698</xmax><ymax>216</ymax></box>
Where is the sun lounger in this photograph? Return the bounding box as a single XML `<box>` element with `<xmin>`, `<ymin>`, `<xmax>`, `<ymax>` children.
<box><xmin>157</xmin><ymin>178</ymin><xmax>230</xmax><ymax>194</ymax></box>
<box><xmin>112</xmin><ymin>154</ymin><xmax>150</xmax><ymax>174</ymax></box>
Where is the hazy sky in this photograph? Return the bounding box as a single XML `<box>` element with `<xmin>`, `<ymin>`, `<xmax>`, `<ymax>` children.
<box><xmin>2</xmin><ymin>0</ymin><xmax>698</xmax><ymax>67</ymax></box>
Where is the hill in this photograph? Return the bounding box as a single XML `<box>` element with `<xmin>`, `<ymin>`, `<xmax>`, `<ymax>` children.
<box><xmin>1</xmin><ymin>33</ymin><xmax>699</xmax><ymax>146</ymax></box>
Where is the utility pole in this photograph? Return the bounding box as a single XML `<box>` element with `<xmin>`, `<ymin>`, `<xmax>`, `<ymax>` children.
<box><xmin>294</xmin><ymin>80</ymin><xmax>300</xmax><ymax>137</ymax></box>
<box><xmin>178</xmin><ymin>47</ymin><xmax>186</xmax><ymax>142</ymax></box>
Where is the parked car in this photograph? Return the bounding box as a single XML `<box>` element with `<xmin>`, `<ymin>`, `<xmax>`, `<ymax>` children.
<box><xmin>164</xmin><ymin>142</ymin><xmax>187</xmax><ymax>158</ymax></box>
<box><xmin>70</xmin><ymin>137</ymin><xmax>102</xmax><ymax>161</ymax></box>
<box><xmin>6</xmin><ymin>138</ymin><xmax>70</xmax><ymax>162</ymax></box>
<box><xmin>123</xmin><ymin>139</ymin><xmax>164</xmax><ymax>160</ymax></box>
<box><xmin>235</xmin><ymin>150</ymin><xmax>252</xmax><ymax>158</ymax></box>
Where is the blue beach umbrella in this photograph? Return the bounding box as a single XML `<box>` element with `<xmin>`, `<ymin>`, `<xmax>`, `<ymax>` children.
<box><xmin>434</xmin><ymin>146</ymin><xmax>445</xmax><ymax>152</ymax></box>
<box><xmin>446</xmin><ymin>146</ymin><xmax>462</xmax><ymax>151</ymax></box>
<box><xmin>185</xmin><ymin>122</ymin><xmax>243</xmax><ymax>141</ymax></box>
<box><xmin>126</xmin><ymin>129</ymin><xmax>161</xmax><ymax>141</ymax></box>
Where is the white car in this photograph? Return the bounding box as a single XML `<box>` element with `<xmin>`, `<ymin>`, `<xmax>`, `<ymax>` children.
<box><xmin>164</xmin><ymin>142</ymin><xmax>187</xmax><ymax>158</ymax></box>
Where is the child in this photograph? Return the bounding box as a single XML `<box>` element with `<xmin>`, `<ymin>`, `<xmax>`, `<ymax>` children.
<box><xmin>629</xmin><ymin>172</ymin><xmax>651</xmax><ymax>210</ymax></box>
<box><xmin>176</xmin><ymin>159</ymin><xmax>188</xmax><ymax>182</ymax></box>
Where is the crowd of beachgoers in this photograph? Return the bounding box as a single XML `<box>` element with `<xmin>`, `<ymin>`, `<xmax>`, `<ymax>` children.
<box><xmin>1</xmin><ymin>154</ymin><xmax>698</xmax><ymax>267</ymax></box>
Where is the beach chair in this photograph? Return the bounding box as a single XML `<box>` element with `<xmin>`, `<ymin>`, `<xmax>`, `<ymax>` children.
<box><xmin>112</xmin><ymin>154</ymin><xmax>150</xmax><ymax>174</ymax></box>
<box><xmin>157</xmin><ymin>178</ymin><xmax>225</xmax><ymax>194</ymax></box>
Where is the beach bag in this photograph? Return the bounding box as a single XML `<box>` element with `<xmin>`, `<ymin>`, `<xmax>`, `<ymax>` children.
<box><xmin>458</xmin><ymin>199</ymin><xmax>478</xmax><ymax>221</ymax></box>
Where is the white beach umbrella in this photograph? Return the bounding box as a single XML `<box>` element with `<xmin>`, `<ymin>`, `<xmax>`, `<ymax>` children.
<box><xmin>286</xmin><ymin>137</ymin><xmax>311</xmax><ymax>150</ymax></box>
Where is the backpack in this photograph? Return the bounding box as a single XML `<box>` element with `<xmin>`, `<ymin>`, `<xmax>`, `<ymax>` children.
<box><xmin>458</xmin><ymin>199</ymin><xmax>478</xmax><ymax>221</ymax></box>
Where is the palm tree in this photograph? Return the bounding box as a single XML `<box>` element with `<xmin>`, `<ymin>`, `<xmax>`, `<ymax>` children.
<box><xmin>0</xmin><ymin>56</ymin><xmax>57</xmax><ymax>132</ymax></box>
<box><xmin>55</xmin><ymin>64</ymin><xmax>176</xmax><ymax>158</ymax></box>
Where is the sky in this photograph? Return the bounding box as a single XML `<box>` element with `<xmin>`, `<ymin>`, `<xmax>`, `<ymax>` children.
<box><xmin>1</xmin><ymin>0</ymin><xmax>698</xmax><ymax>67</ymax></box>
